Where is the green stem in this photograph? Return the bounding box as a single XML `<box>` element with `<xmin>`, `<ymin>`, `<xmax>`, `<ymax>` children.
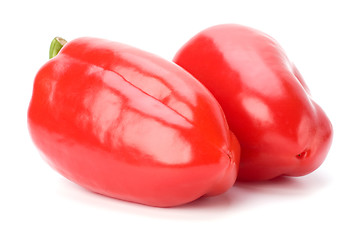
<box><xmin>49</xmin><ymin>37</ymin><xmax>67</xmax><ymax>59</ymax></box>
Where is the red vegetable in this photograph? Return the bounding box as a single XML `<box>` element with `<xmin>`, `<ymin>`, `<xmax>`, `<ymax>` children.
<box><xmin>174</xmin><ymin>24</ymin><xmax>333</xmax><ymax>181</ymax></box>
<box><xmin>28</xmin><ymin>37</ymin><xmax>240</xmax><ymax>207</ymax></box>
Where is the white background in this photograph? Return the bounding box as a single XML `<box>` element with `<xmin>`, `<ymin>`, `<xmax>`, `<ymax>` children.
<box><xmin>1</xmin><ymin>0</ymin><xmax>359</xmax><ymax>239</ymax></box>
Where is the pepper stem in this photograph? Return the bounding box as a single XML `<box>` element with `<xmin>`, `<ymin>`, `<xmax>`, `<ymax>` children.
<box><xmin>49</xmin><ymin>37</ymin><xmax>67</xmax><ymax>59</ymax></box>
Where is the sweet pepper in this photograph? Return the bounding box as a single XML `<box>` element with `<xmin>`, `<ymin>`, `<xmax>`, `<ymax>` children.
<box><xmin>174</xmin><ymin>24</ymin><xmax>333</xmax><ymax>181</ymax></box>
<box><xmin>28</xmin><ymin>37</ymin><xmax>240</xmax><ymax>207</ymax></box>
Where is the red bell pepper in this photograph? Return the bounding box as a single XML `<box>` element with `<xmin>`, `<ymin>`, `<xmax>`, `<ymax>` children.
<box><xmin>28</xmin><ymin>37</ymin><xmax>240</xmax><ymax>207</ymax></box>
<box><xmin>174</xmin><ymin>24</ymin><xmax>333</xmax><ymax>181</ymax></box>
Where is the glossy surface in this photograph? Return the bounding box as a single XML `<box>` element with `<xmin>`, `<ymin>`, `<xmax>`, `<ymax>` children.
<box><xmin>28</xmin><ymin>37</ymin><xmax>240</xmax><ymax>207</ymax></box>
<box><xmin>174</xmin><ymin>24</ymin><xmax>333</xmax><ymax>181</ymax></box>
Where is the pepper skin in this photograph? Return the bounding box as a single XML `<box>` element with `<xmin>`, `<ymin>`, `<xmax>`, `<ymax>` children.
<box><xmin>28</xmin><ymin>37</ymin><xmax>240</xmax><ymax>207</ymax></box>
<box><xmin>173</xmin><ymin>24</ymin><xmax>333</xmax><ymax>181</ymax></box>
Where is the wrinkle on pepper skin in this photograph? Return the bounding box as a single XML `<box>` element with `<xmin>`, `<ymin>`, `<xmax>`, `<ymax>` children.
<box><xmin>113</xmin><ymin>51</ymin><xmax>199</xmax><ymax>103</ymax></box>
